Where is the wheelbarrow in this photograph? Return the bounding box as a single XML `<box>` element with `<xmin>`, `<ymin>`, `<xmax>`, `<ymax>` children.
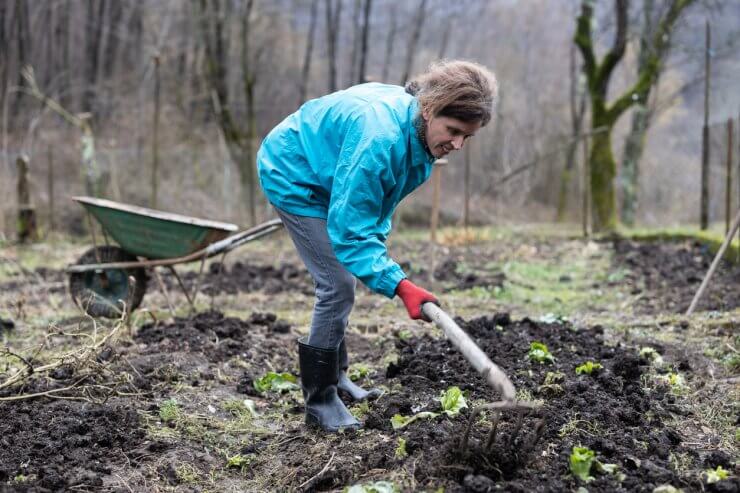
<box><xmin>422</xmin><ymin>303</ymin><xmax>545</xmax><ymax>455</ymax></box>
<box><xmin>66</xmin><ymin>196</ymin><xmax>283</xmax><ymax>318</ymax></box>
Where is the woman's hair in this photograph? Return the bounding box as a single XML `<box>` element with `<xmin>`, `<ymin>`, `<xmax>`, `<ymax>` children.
<box><xmin>405</xmin><ymin>60</ymin><xmax>498</xmax><ymax>126</ymax></box>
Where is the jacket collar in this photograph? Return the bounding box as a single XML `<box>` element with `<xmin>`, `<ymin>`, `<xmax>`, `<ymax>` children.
<box><xmin>409</xmin><ymin>99</ymin><xmax>435</xmax><ymax>167</ymax></box>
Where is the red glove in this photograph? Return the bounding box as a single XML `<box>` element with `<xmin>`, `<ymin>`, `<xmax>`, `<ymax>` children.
<box><xmin>395</xmin><ymin>279</ymin><xmax>439</xmax><ymax>321</ymax></box>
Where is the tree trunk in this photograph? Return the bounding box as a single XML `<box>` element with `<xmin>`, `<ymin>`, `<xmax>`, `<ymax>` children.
<box><xmin>556</xmin><ymin>45</ymin><xmax>587</xmax><ymax>222</ymax></box>
<box><xmin>381</xmin><ymin>3</ymin><xmax>397</xmax><ymax>83</ymax></box>
<box><xmin>620</xmin><ymin>0</ymin><xmax>656</xmax><ymax>226</ymax></box>
<box><xmin>574</xmin><ymin>0</ymin><xmax>696</xmax><ymax>231</ymax></box>
<box><xmin>151</xmin><ymin>55</ymin><xmax>161</xmax><ymax>208</ymax></box>
<box><xmin>357</xmin><ymin>0</ymin><xmax>372</xmax><ymax>84</ymax></box>
<box><xmin>242</xmin><ymin>0</ymin><xmax>257</xmax><ymax>226</ymax></box>
<box><xmin>298</xmin><ymin>0</ymin><xmax>319</xmax><ymax>104</ymax></box>
<box><xmin>589</xmin><ymin>128</ymin><xmax>618</xmax><ymax>231</ymax></box>
<box><xmin>12</xmin><ymin>0</ymin><xmax>30</xmax><ymax>118</ymax></box>
<box><xmin>0</xmin><ymin>0</ymin><xmax>7</xmax><ymax>114</ymax></box>
<box><xmin>325</xmin><ymin>0</ymin><xmax>342</xmax><ymax>93</ymax></box>
<box><xmin>400</xmin><ymin>0</ymin><xmax>428</xmax><ymax>85</ymax></box>
<box><xmin>16</xmin><ymin>155</ymin><xmax>37</xmax><ymax>243</ymax></box>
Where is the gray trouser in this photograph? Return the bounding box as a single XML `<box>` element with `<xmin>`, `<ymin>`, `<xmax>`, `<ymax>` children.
<box><xmin>275</xmin><ymin>208</ymin><xmax>356</xmax><ymax>349</ymax></box>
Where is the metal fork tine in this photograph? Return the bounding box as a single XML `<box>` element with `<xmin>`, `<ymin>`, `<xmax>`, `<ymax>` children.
<box><xmin>484</xmin><ymin>411</ymin><xmax>501</xmax><ymax>452</ymax></box>
<box><xmin>508</xmin><ymin>410</ymin><xmax>525</xmax><ymax>447</ymax></box>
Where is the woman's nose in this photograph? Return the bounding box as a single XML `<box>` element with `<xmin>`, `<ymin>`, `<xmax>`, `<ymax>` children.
<box><xmin>452</xmin><ymin>135</ymin><xmax>465</xmax><ymax>150</ymax></box>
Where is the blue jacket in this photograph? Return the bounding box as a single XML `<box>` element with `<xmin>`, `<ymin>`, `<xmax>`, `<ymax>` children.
<box><xmin>257</xmin><ymin>83</ymin><xmax>436</xmax><ymax>298</ymax></box>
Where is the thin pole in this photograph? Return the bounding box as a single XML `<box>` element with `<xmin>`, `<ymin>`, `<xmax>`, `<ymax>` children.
<box><xmin>464</xmin><ymin>145</ymin><xmax>470</xmax><ymax>229</ymax></box>
<box><xmin>687</xmin><ymin>207</ymin><xmax>740</xmax><ymax>315</ymax></box>
<box><xmin>726</xmin><ymin>119</ymin><xmax>734</xmax><ymax>235</ymax></box>
<box><xmin>430</xmin><ymin>165</ymin><xmax>442</xmax><ymax>242</ymax></box>
<box><xmin>151</xmin><ymin>53</ymin><xmax>161</xmax><ymax>209</ymax></box>
<box><xmin>47</xmin><ymin>145</ymin><xmax>54</xmax><ymax>233</ymax></box>
<box><xmin>700</xmin><ymin>20</ymin><xmax>711</xmax><ymax>230</ymax></box>
<box><xmin>582</xmin><ymin>134</ymin><xmax>591</xmax><ymax>238</ymax></box>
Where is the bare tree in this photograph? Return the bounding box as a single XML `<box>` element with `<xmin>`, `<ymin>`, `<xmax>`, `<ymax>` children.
<box><xmin>357</xmin><ymin>0</ymin><xmax>373</xmax><ymax>83</ymax></box>
<box><xmin>298</xmin><ymin>0</ymin><xmax>320</xmax><ymax>104</ymax></box>
<box><xmin>381</xmin><ymin>2</ymin><xmax>398</xmax><ymax>83</ymax></box>
<box><xmin>556</xmin><ymin>45</ymin><xmax>587</xmax><ymax>222</ymax></box>
<box><xmin>325</xmin><ymin>0</ymin><xmax>342</xmax><ymax>93</ymax></box>
<box><xmin>400</xmin><ymin>0</ymin><xmax>428</xmax><ymax>85</ymax></box>
<box><xmin>574</xmin><ymin>0</ymin><xmax>696</xmax><ymax>231</ymax></box>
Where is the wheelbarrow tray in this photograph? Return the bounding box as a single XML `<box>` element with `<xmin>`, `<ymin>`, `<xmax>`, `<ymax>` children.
<box><xmin>73</xmin><ymin>196</ymin><xmax>238</xmax><ymax>259</ymax></box>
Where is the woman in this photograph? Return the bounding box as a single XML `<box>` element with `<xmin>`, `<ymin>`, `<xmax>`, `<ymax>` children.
<box><xmin>257</xmin><ymin>60</ymin><xmax>498</xmax><ymax>432</ymax></box>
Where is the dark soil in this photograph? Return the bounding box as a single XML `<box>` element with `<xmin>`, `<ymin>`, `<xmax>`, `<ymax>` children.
<box><xmin>401</xmin><ymin>258</ymin><xmax>506</xmax><ymax>292</ymax></box>
<box><xmin>351</xmin><ymin>314</ymin><xmax>734</xmax><ymax>492</ymax></box>
<box><xmin>175</xmin><ymin>260</ymin><xmax>313</xmax><ymax>296</ymax></box>
<box><xmin>132</xmin><ymin>310</ymin><xmax>297</xmax><ymax>391</ymax></box>
<box><xmin>0</xmin><ymin>398</ymin><xmax>145</xmax><ymax>492</ymax></box>
<box><xmin>611</xmin><ymin>239</ymin><xmax>740</xmax><ymax>314</ymax></box>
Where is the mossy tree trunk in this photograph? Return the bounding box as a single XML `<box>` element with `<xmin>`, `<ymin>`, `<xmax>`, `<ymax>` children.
<box><xmin>574</xmin><ymin>0</ymin><xmax>696</xmax><ymax>232</ymax></box>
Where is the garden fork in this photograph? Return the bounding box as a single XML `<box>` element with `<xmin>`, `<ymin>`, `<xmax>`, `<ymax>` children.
<box><xmin>421</xmin><ymin>303</ymin><xmax>546</xmax><ymax>455</ymax></box>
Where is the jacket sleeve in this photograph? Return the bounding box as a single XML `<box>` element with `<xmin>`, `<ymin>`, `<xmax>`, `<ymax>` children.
<box><xmin>327</xmin><ymin>111</ymin><xmax>407</xmax><ymax>298</ymax></box>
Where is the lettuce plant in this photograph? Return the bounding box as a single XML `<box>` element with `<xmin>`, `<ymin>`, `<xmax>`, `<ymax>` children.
<box><xmin>439</xmin><ymin>386</ymin><xmax>467</xmax><ymax>416</ymax></box>
<box><xmin>528</xmin><ymin>342</ymin><xmax>555</xmax><ymax>364</ymax></box>
<box><xmin>569</xmin><ymin>446</ymin><xmax>596</xmax><ymax>482</ymax></box>
<box><xmin>575</xmin><ymin>361</ymin><xmax>603</xmax><ymax>375</ymax></box>
<box><xmin>705</xmin><ymin>465</ymin><xmax>730</xmax><ymax>484</ymax></box>
<box><xmin>253</xmin><ymin>371</ymin><xmax>299</xmax><ymax>393</ymax></box>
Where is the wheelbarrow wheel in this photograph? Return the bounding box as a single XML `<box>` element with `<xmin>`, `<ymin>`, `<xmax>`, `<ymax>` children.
<box><xmin>69</xmin><ymin>246</ymin><xmax>148</xmax><ymax>318</ymax></box>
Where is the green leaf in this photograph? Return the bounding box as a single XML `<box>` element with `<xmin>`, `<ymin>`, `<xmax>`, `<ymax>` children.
<box><xmin>439</xmin><ymin>386</ymin><xmax>468</xmax><ymax>416</ymax></box>
<box><xmin>528</xmin><ymin>341</ymin><xmax>555</xmax><ymax>364</ymax></box>
<box><xmin>253</xmin><ymin>371</ymin><xmax>299</xmax><ymax>393</ymax></box>
<box><xmin>390</xmin><ymin>411</ymin><xmax>438</xmax><ymax>430</ymax></box>
<box><xmin>394</xmin><ymin>437</ymin><xmax>408</xmax><ymax>459</ymax></box>
<box><xmin>575</xmin><ymin>361</ymin><xmax>603</xmax><ymax>375</ymax></box>
<box><xmin>705</xmin><ymin>465</ymin><xmax>730</xmax><ymax>484</ymax></box>
<box><xmin>639</xmin><ymin>347</ymin><xmax>664</xmax><ymax>367</ymax></box>
<box><xmin>345</xmin><ymin>481</ymin><xmax>399</xmax><ymax>493</ymax></box>
<box><xmin>159</xmin><ymin>399</ymin><xmax>180</xmax><ymax>423</ymax></box>
<box><xmin>569</xmin><ymin>446</ymin><xmax>596</xmax><ymax>482</ymax></box>
<box><xmin>348</xmin><ymin>364</ymin><xmax>371</xmax><ymax>382</ymax></box>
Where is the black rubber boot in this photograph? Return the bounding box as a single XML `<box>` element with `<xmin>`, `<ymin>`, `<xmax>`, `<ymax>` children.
<box><xmin>298</xmin><ymin>338</ymin><xmax>360</xmax><ymax>432</ymax></box>
<box><xmin>337</xmin><ymin>339</ymin><xmax>381</xmax><ymax>401</ymax></box>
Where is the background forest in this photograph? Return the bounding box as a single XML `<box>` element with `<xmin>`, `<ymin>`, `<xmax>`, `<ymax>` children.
<box><xmin>1</xmin><ymin>0</ymin><xmax>739</xmax><ymax>236</ymax></box>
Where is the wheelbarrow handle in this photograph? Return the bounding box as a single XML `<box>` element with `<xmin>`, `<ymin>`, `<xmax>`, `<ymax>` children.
<box><xmin>422</xmin><ymin>302</ymin><xmax>516</xmax><ymax>401</ymax></box>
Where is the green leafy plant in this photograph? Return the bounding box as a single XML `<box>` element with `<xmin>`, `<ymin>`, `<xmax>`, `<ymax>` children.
<box><xmin>390</xmin><ymin>412</ymin><xmax>438</xmax><ymax>430</ymax></box>
<box><xmin>575</xmin><ymin>361</ymin><xmax>603</xmax><ymax>375</ymax></box>
<box><xmin>538</xmin><ymin>313</ymin><xmax>569</xmax><ymax>324</ymax></box>
<box><xmin>639</xmin><ymin>347</ymin><xmax>664</xmax><ymax>367</ymax></box>
<box><xmin>394</xmin><ymin>437</ymin><xmax>408</xmax><ymax>459</ymax></box>
<box><xmin>439</xmin><ymin>386</ymin><xmax>467</xmax><ymax>416</ymax></box>
<box><xmin>253</xmin><ymin>371</ymin><xmax>299</xmax><ymax>393</ymax></box>
<box><xmin>397</xmin><ymin>329</ymin><xmax>413</xmax><ymax>341</ymax></box>
<box><xmin>348</xmin><ymin>364</ymin><xmax>372</xmax><ymax>382</ymax></box>
<box><xmin>538</xmin><ymin>371</ymin><xmax>565</xmax><ymax>395</ymax></box>
<box><xmin>159</xmin><ymin>399</ymin><xmax>181</xmax><ymax>423</ymax></box>
<box><xmin>569</xmin><ymin>446</ymin><xmax>596</xmax><ymax>482</ymax></box>
<box><xmin>528</xmin><ymin>342</ymin><xmax>555</xmax><ymax>364</ymax></box>
<box><xmin>705</xmin><ymin>465</ymin><xmax>730</xmax><ymax>484</ymax></box>
<box><xmin>569</xmin><ymin>446</ymin><xmax>624</xmax><ymax>483</ymax></box>
<box><xmin>345</xmin><ymin>481</ymin><xmax>399</xmax><ymax>493</ymax></box>
<box><xmin>226</xmin><ymin>454</ymin><xmax>251</xmax><ymax>473</ymax></box>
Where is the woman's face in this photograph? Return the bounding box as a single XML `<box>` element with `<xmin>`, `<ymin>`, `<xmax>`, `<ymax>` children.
<box><xmin>422</xmin><ymin>110</ymin><xmax>482</xmax><ymax>159</ymax></box>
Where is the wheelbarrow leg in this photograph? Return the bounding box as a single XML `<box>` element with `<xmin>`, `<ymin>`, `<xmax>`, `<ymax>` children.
<box><xmin>152</xmin><ymin>267</ymin><xmax>176</xmax><ymax>319</ymax></box>
<box><xmin>168</xmin><ymin>266</ymin><xmax>196</xmax><ymax>312</ymax></box>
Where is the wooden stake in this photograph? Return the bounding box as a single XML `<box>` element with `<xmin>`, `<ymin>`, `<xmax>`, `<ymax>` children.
<box><xmin>429</xmin><ymin>159</ymin><xmax>447</xmax><ymax>242</ymax></box>
<box><xmin>47</xmin><ymin>145</ymin><xmax>55</xmax><ymax>233</ymax></box>
<box><xmin>686</xmin><ymin>207</ymin><xmax>740</xmax><ymax>315</ymax></box>
<box><xmin>726</xmin><ymin>119</ymin><xmax>734</xmax><ymax>235</ymax></box>
<box><xmin>582</xmin><ymin>134</ymin><xmax>591</xmax><ymax>238</ymax></box>
<box><xmin>700</xmin><ymin>20</ymin><xmax>711</xmax><ymax>230</ymax></box>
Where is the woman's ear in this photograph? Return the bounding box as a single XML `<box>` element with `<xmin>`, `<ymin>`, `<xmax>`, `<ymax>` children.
<box><xmin>421</xmin><ymin>107</ymin><xmax>430</xmax><ymax>121</ymax></box>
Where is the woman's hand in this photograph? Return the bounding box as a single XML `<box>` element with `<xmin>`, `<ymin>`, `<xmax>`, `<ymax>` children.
<box><xmin>395</xmin><ymin>279</ymin><xmax>439</xmax><ymax>322</ymax></box>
